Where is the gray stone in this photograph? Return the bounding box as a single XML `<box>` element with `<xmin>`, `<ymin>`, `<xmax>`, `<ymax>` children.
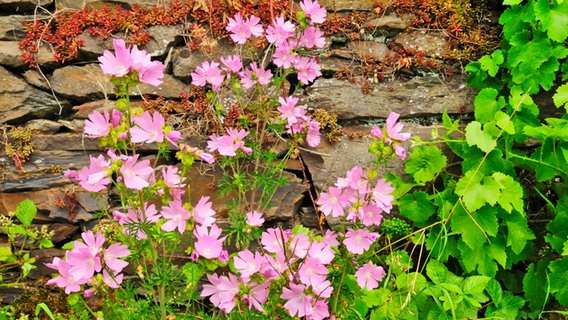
<box><xmin>299</xmin><ymin>75</ymin><xmax>474</xmax><ymax>120</ymax></box>
<box><xmin>24</xmin><ymin>119</ymin><xmax>62</xmax><ymax>134</ymax></box>
<box><xmin>0</xmin><ymin>66</ymin><xmax>69</xmax><ymax>124</ymax></box>
<box><xmin>348</xmin><ymin>40</ymin><xmax>391</xmax><ymax>61</ymax></box>
<box><xmin>367</xmin><ymin>13</ymin><xmax>413</xmax><ymax>30</ymax></box>
<box><xmin>394</xmin><ymin>30</ymin><xmax>447</xmax><ymax>59</ymax></box>
<box><xmin>318</xmin><ymin>0</ymin><xmax>376</xmax><ymax>11</ymax></box>
<box><xmin>49</xmin><ymin>64</ymin><xmax>186</xmax><ymax>101</ymax></box>
<box><xmin>0</xmin><ymin>15</ymin><xmax>31</xmax><ymax>41</ymax></box>
<box><xmin>0</xmin><ymin>0</ymin><xmax>52</xmax><ymax>12</ymax></box>
<box><xmin>0</xmin><ymin>41</ymin><xmax>27</xmax><ymax>69</ymax></box>
<box><xmin>55</xmin><ymin>0</ymin><xmax>171</xmax><ymax>10</ymax></box>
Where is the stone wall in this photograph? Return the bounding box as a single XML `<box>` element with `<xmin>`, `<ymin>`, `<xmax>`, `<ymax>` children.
<box><xmin>0</xmin><ymin>0</ymin><xmax>476</xmax><ymax>257</ymax></box>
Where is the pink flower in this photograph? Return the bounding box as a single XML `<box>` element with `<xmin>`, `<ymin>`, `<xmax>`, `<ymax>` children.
<box><xmin>104</xmin><ymin>242</ymin><xmax>130</xmax><ymax>274</ymax></box>
<box><xmin>293</xmin><ymin>56</ymin><xmax>321</xmax><ymax>85</ymax></box>
<box><xmin>102</xmin><ymin>269</ymin><xmax>124</xmax><ymax>289</ymax></box>
<box><xmin>191</xmin><ymin>60</ymin><xmax>224</xmax><ymax>90</ymax></box>
<box><xmin>386</xmin><ymin>112</ymin><xmax>411</xmax><ymax>141</ymax></box>
<box><xmin>161</xmin><ymin>199</ymin><xmax>191</xmax><ymax>234</ymax></box>
<box><xmin>193</xmin><ymin>196</ymin><xmax>216</xmax><ymax>227</ymax></box>
<box><xmin>130</xmin><ymin>111</ymin><xmax>165</xmax><ymax>144</ymax></box>
<box><xmin>111</xmin><ymin>109</ymin><xmax>123</xmax><ymax>127</ymax></box>
<box><xmin>119</xmin><ymin>155</ymin><xmax>154</xmax><ymax>190</ymax></box>
<box><xmin>307</xmin><ymin>240</ymin><xmax>335</xmax><ymax>265</ymax></box>
<box><xmin>233</xmin><ymin>249</ymin><xmax>263</xmax><ymax>280</ymax></box>
<box><xmin>306</xmin><ymin>119</ymin><xmax>321</xmax><ymax>147</ymax></box>
<box><xmin>273</xmin><ymin>41</ymin><xmax>297</xmax><ymax>68</ymax></box>
<box><xmin>372</xmin><ymin>178</ymin><xmax>394</xmax><ymax>213</ymax></box>
<box><xmin>316</xmin><ymin>186</ymin><xmax>350</xmax><ymax>217</ymax></box>
<box><xmin>311</xmin><ymin>299</ymin><xmax>330</xmax><ymax>320</ymax></box>
<box><xmin>161</xmin><ymin>166</ymin><xmax>185</xmax><ymax>189</ymax></box>
<box><xmin>298</xmin><ymin>257</ymin><xmax>329</xmax><ymax>287</ymax></box>
<box><xmin>220</xmin><ymin>55</ymin><xmax>243</xmax><ymax>74</ymax></box>
<box><xmin>138</xmin><ymin>60</ymin><xmax>165</xmax><ymax>86</ymax></box>
<box><xmin>336</xmin><ymin>166</ymin><xmax>369</xmax><ymax>194</ymax></box>
<box><xmin>239</xmin><ymin>62</ymin><xmax>273</xmax><ymax>89</ymax></box>
<box><xmin>358</xmin><ymin>203</ymin><xmax>383</xmax><ymax>227</ymax></box>
<box><xmin>299</xmin><ymin>26</ymin><xmax>326</xmax><ymax>49</ymax></box>
<box><xmin>98</xmin><ymin>39</ymin><xmax>133</xmax><ymax>77</ymax></box>
<box><xmin>207</xmin><ymin>128</ymin><xmax>251</xmax><ymax>156</ymax></box>
<box><xmin>226</xmin><ymin>13</ymin><xmax>263</xmax><ymax>44</ymax></box>
<box><xmin>201</xmin><ymin>273</ymin><xmax>240</xmax><ymax>313</ymax></box>
<box><xmin>355</xmin><ymin>262</ymin><xmax>385</xmax><ymax>290</ymax></box>
<box><xmin>194</xmin><ymin>224</ymin><xmax>226</xmax><ymax>260</ymax></box>
<box><xmin>246</xmin><ymin>211</ymin><xmax>264</xmax><ymax>227</ymax></box>
<box><xmin>277</xmin><ymin>96</ymin><xmax>302</xmax><ymax>123</ymax></box>
<box><xmin>300</xmin><ymin>0</ymin><xmax>327</xmax><ymax>24</ymax></box>
<box><xmin>261</xmin><ymin>251</ymin><xmax>290</xmax><ymax>279</ymax></box>
<box><xmin>244</xmin><ymin>281</ymin><xmax>270</xmax><ymax>312</ymax></box>
<box><xmin>261</xmin><ymin>227</ymin><xmax>289</xmax><ymax>253</ymax></box>
<box><xmin>370</xmin><ymin>126</ymin><xmax>383</xmax><ymax>139</ymax></box>
<box><xmin>84</xmin><ymin>110</ymin><xmax>111</xmax><ymax>138</ymax></box>
<box><xmin>46</xmin><ymin>259</ymin><xmax>87</xmax><ymax>294</ymax></box>
<box><xmin>266</xmin><ymin>16</ymin><xmax>296</xmax><ymax>45</ymax></box>
<box><xmin>113</xmin><ymin>203</ymin><xmax>160</xmax><ymax>240</ymax></box>
<box><xmin>395</xmin><ymin>144</ymin><xmax>407</xmax><ymax>160</ymax></box>
<box><xmin>281</xmin><ymin>282</ymin><xmax>310</xmax><ymax>318</ymax></box>
<box><xmin>66</xmin><ymin>231</ymin><xmax>104</xmax><ymax>281</ymax></box>
<box><xmin>343</xmin><ymin>228</ymin><xmax>380</xmax><ymax>255</ymax></box>
<box><xmin>76</xmin><ymin>154</ymin><xmax>111</xmax><ymax>192</ymax></box>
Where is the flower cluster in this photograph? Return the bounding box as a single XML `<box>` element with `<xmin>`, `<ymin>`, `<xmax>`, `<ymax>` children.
<box><xmin>277</xmin><ymin>96</ymin><xmax>321</xmax><ymax>147</ymax></box>
<box><xmin>46</xmin><ymin>231</ymin><xmax>130</xmax><ymax>294</ymax></box>
<box><xmin>369</xmin><ymin>112</ymin><xmax>412</xmax><ymax>160</ymax></box>
<box><xmin>98</xmin><ymin>38</ymin><xmax>165</xmax><ymax>86</ymax></box>
<box><xmin>207</xmin><ymin>127</ymin><xmax>253</xmax><ymax>157</ymax></box>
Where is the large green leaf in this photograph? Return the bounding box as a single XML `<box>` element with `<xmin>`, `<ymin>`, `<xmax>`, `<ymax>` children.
<box><xmin>535</xmin><ymin>0</ymin><xmax>568</xmax><ymax>43</ymax></box>
<box><xmin>455</xmin><ymin>171</ymin><xmax>501</xmax><ymax>212</ymax></box>
<box><xmin>399</xmin><ymin>191</ymin><xmax>436</xmax><ymax>227</ymax></box>
<box><xmin>506</xmin><ymin>211</ymin><xmax>535</xmax><ymax>255</ymax></box>
<box><xmin>450</xmin><ymin>205</ymin><xmax>499</xmax><ymax>250</ymax></box>
<box><xmin>492</xmin><ymin>172</ymin><xmax>524</xmax><ymax>213</ymax></box>
<box><xmin>549</xmin><ymin>256</ymin><xmax>568</xmax><ymax>306</ymax></box>
<box><xmin>465</xmin><ymin>121</ymin><xmax>497</xmax><ymax>153</ymax></box>
<box><xmin>523</xmin><ymin>260</ymin><xmax>550</xmax><ymax>311</ymax></box>
<box><xmin>459</xmin><ymin>237</ymin><xmax>507</xmax><ymax>277</ymax></box>
<box><xmin>405</xmin><ymin>145</ymin><xmax>447</xmax><ymax>184</ymax></box>
<box><xmin>474</xmin><ymin>88</ymin><xmax>505</xmax><ymax>123</ymax></box>
<box><xmin>553</xmin><ymin>82</ymin><xmax>568</xmax><ymax>108</ymax></box>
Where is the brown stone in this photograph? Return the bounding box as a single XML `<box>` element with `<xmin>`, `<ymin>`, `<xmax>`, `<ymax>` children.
<box><xmin>348</xmin><ymin>40</ymin><xmax>391</xmax><ymax>61</ymax></box>
<box><xmin>367</xmin><ymin>13</ymin><xmax>413</xmax><ymax>30</ymax></box>
<box><xmin>0</xmin><ymin>0</ymin><xmax>52</xmax><ymax>12</ymax></box>
<box><xmin>318</xmin><ymin>0</ymin><xmax>376</xmax><ymax>11</ymax></box>
<box><xmin>24</xmin><ymin>119</ymin><xmax>62</xmax><ymax>134</ymax></box>
<box><xmin>0</xmin><ymin>15</ymin><xmax>30</xmax><ymax>41</ymax></box>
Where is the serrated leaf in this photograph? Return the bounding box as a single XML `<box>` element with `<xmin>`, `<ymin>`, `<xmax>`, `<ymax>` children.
<box><xmin>553</xmin><ymin>83</ymin><xmax>568</xmax><ymax>108</ymax></box>
<box><xmin>442</xmin><ymin>109</ymin><xmax>459</xmax><ymax>132</ymax></box>
<box><xmin>459</xmin><ymin>237</ymin><xmax>507</xmax><ymax>277</ymax></box>
<box><xmin>405</xmin><ymin>145</ymin><xmax>447</xmax><ymax>184</ymax></box>
<box><xmin>479</xmin><ymin>50</ymin><xmax>504</xmax><ymax>77</ymax></box>
<box><xmin>499</xmin><ymin>5</ymin><xmax>535</xmax><ymax>40</ymax></box>
<box><xmin>465</xmin><ymin>121</ymin><xmax>496</xmax><ymax>153</ymax></box>
<box><xmin>546</xmin><ymin>197</ymin><xmax>568</xmax><ymax>254</ymax></box>
<box><xmin>535</xmin><ymin>0</ymin><xmax>568</xmax><ymax>43</ymax></box>
<box><xmin>494</xmin><ymin>111</ymin><xmax>515</xmax><ymax>134</ymax></box>
<box><xmin>503</xmin><ymin>0</ymin><xmax>523</xmax><ymax>5</ymax></box>
<box><xmin>506</xmin><ymin>211</ymin><xmax>535</xmax><ymax>254</ymax></box>
<box><xmin>364</xmin><ymin>288</ymin><xmax>390</xmax><ymax>308</ymax></box>
<box><xmin>492</xmin><ymin>172</ymin><xmax>524</xmax><ymax>213</ymax></box>
<box><xmin>399</xmin><ymin>191</ymin><xmax>436</xmax><ymax>227</ymax></box>
<box><xmin>450</xmin><ymin>205</ymin><xmax>499</xmax><ymax>249</ymax></box>
<box><xmin>455</xmin><ymin>171</ymin><xmax>501</xmax><ymax>212</ymax></box>
<box><xmin>0</xmin><ymin>246</ymin><xmax>13</xmax><ymax>262</ymax></box>
<box><xmin>15</xmin><ymin>199</ymin><xmax>36</xmax><ymax>227</ymax></box>
<box><xmin>426</xmin><ymin>259</ymin><xmax>449</xmax><ymax>285</ymax></box>
<box><xmin>549</xmin><ymin>256</ymin><xmax>568</xmax><ymax>306</ymax></box>
<box><xmin>396</xmin><ymin>272</ymin><xmax>428</xmax><ymax>292</ymax></box>
<box><xmin>463</xmin><ymin>275</ymin><xmax>491</xmax><ymax>295</ymax></box>
<box><xmin>523</xmin><ymin>260</ymin><xmax>549</xmax><ymax>311</ymax></box>
<box><xmin>474</xmin><ymin>88</ymin><xmax>505</xmax><ymax>124</ymax></box>
<box><xmin>486</xmin><ymin>294</ymin><xmax>525</xmax><ymax>319</ymax></box>
<box><xmin>486</xmin><ymin>279</ymin><xmax>503</xmax><ymax>304</ymax></box>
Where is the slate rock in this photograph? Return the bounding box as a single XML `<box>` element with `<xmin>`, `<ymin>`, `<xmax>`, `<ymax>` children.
<box><xmin>318</xmin><ymin>0</ymin><xmax>376</xmax><ymax>11</ymax></box>
<box><xmin>394</xmin><ymin>30</ymin><xmax>447</xmax><ymax>59</ymax></box>
<box><xmin>0</xmin><ymin>0</ymin><xmax>52</xmax><ymax>12</ymax></box>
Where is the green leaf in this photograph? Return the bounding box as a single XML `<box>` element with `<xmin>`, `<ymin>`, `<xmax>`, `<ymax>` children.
<box><xmin>455</xmin><ymin>171</ymin><xmax>501</xmax><ymax>212</ymax></box>
<box><xmin>15</xmin><ymin>199</ymin><xmax>36</xmax><ymax>227</ymax></box>
<box><xmin>426</xmin><ymin>259</ymin><xmax>449</xmax><ymax>285</ymax></box>
<box><xmin>553</xmin><ymin>83</ymin><xmax>568</xmax><ymax>108</ymax></box>
<box><xmin>465</xmin><ymin>121</ymin><xmax>496</xmax><ymax>153</ymax></box>
<box><xmin>459</xmin><ymin>238</ymin><xmax>507</xmax><ymax>277</ymax></box>
<box><xmin>499</xmin><ymin>4</ymin><xmax>535</xmax><ymax>40</ymax></box>
<box><xmin>506</xmin><ymin>211</ymin><xmax>536</xmax><ymax>255</ymax></box>
<box><xmin>523</xmin><ymin>260</ymin><xmax>550</xmax><ymax>311</ymax></box>
<box><xmin>474</xmin><ymin>88</ymin><xmax>505</xmax><ymax>124</ymax></box>
<box><xmin>535</xmin><ymin>0</ymin><xmax>568</xmax><ymax>43</ymax></box>
<box><xmin>492</xmin><ymin>172</ymin><xmax>524</xmax><ymax>213</ymax></box>
<box><xmin>485</xmin><ymin>279</ymin><xmax>503</xmax><ymax>304</ymax></box>
<box><xmin>405</xmin><ymin>145</ymin><xmax>447</xmax><ymax>184</ymax></box>
<box><xmin>503</xmin><ymin>0</ymin><xmax>523</xmax><ymax>5</ymax></box>
<box><xmin>451</xmin><ymin>205</ymin><xmax>499</xmax><ymax>249</ymax></box>
<box><xmin>399</xmin><ymin>191</ymin><xmax>436</xmax><ymax>227</ymax></box>
<box><xmin>0</xmin><ymin>246</ymin><xmax>14</xmax><ymax>262</ymax></box>
<box><xmin>463</xmin><ymin>275</ymin><xmax>491</xmax><ymax>295</ymax></box>
<box><xmin>486</xmin><ymin>294</ymin><xmax>525</xmax><ymax>319</ymax></box>
<box><xmin>364</xmin><ymin>288</ymin><xmax>390</xmax><ymax>308</ymax></box>
<box><xmin>480</xmin><ymin>50</ymin><xmax>504</xmax><ymax>77</ymax></box>
<box><xmin>40</xmin><ymin>238</ymin><xmax>54</xmax><ymax>249</ymax></box>
<box><xmin>442</xmin><ymin>109</ymin><xmax>460</xmax><ymax>132</ymax></box>
<box><xmin>549</xmin><ymin>256</ymin><xmax>568</xmax><ymax>306</ymax></box>
<box><xmin>546</xmin><ymin>197</ymin><xmax>568</xmax><ymax>254</ymax></box>
<box><xmin>494</xmin><ymin>111</ymin><xmax>515</xmax><ymax>134</ymax></box>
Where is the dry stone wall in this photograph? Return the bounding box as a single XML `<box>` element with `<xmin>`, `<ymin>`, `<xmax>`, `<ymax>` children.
<box><xmin>0</xmin><ymin>0</ymin><xmax>475</xmax><ymax>255</ymax></box>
